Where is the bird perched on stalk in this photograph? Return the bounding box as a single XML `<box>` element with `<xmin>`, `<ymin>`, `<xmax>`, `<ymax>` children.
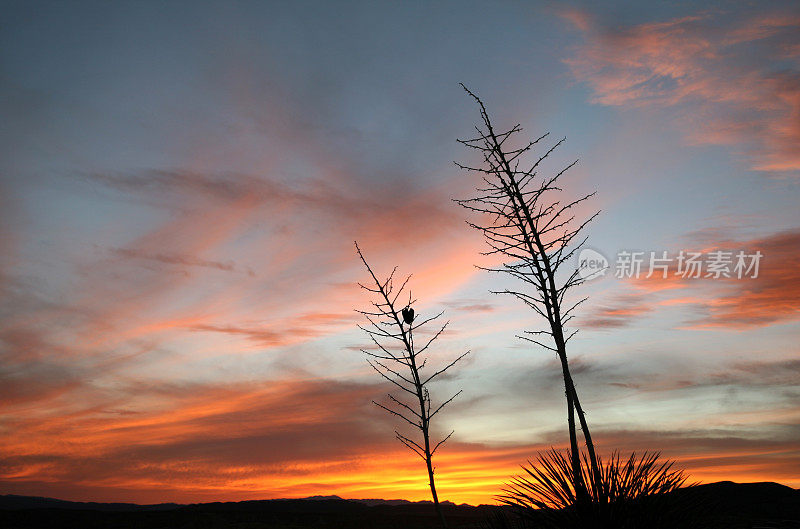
<box><xmin>401</xmin><ymin>307</ymin><xmax>415</xmax><ymax>325</ymax></box>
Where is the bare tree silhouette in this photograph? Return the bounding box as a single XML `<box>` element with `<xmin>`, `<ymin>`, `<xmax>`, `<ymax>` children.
<box><xmin>454</xmin><ymin>85</ymin><xmax>602</xmax><ymax>506</ymax></box>
<box><xmin>355</xmin><ymin>242</ymin><xmax>469</xmax><ymax>529</ymax></box>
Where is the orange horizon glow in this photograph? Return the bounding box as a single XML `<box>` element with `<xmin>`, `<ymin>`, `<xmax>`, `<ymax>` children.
<box><xmin>3</xmin><ymin>439</ymin><xmax>797</xmax><ymax>506</ymax></box>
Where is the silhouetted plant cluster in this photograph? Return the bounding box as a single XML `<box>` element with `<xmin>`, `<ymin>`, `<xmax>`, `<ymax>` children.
<box><xmin>353</xmin><ymin>86</ymin><xmax>694</xmax><ymax>529</ymax></box>
<box><xmin>497</xmin><ymin>449</ymin><xmax>693</xmax><ymax>529</ymax></box>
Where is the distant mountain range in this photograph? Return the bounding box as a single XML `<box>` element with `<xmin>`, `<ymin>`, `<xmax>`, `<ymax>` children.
<box><xmin>0</xmin><ymin>493</ymin><xmax>466</xmax><ymax>511</ymax></box>
<box><xmin>0</xmin><ymin>481</ymin><xmax>798</xmax><ymax>528</ymax></box>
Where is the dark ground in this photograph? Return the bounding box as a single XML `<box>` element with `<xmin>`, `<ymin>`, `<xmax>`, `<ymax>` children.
<box><xmin>0</xmin><ymin>481</ymin><xmax>797</xmax><ymax>528</ymax></box>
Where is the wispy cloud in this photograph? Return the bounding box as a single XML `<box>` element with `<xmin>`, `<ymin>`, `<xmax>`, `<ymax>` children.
<box><xmin>2</xmin><ymin>364</ymin><xmax>797</xmax><ymax>504</ymax></box>
<box><xmin>190</xmin><ymin>312</ymin><xmax>359</xmax><ymax>348</ymax></box>
<box><xmin>563</xmin><ymin>8</ymin><xmax>800</xmax><ymax>174</ymax></box>
<box><xmin>107</xmin><ymin>246</ymin><xmax>255</xmax><ymax>276</ymax></box>
<box><xmin>590</xmin><ymin>227</ymin><xmax>800</xmax><ymax>330</ymax></box>
<box><xmin>443</xmin><ymin>299</ymin><xmax>496</xmax><ymax>314</ymax></box>
<box><xmin>579</xmin><ymin>293</ymin><xmax>653</xmax><ymax>329</ymax></box>
<box><xmin>686</xmin><ymin>229</ymin><xmax>800</xmax><ymax>328</ymax></box>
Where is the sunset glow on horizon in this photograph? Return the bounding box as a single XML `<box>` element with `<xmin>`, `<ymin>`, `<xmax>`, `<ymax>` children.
<box><xmin>1</xmin><ymin>0</ymin><xmax>799</xmax><ymax>506</ymax></box>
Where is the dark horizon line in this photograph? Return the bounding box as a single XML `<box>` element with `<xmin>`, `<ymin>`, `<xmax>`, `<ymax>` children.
<box><xmin>0</xmin><ymin>492</ymin><xmax>478</xmax><ymax>510</ymax></box>
<box><xmin>2</xmin><ymin>480</ymin><xmax>798</xmax><ymax>511</ymax></box>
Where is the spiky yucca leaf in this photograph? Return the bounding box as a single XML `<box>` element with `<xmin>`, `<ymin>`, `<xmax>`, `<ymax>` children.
<box><xmin>496</xmin><ymin>449</ymin><xmax>693</xmax><ymax>529</ymax></box>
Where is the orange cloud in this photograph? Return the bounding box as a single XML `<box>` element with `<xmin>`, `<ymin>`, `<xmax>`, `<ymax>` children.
<box><xmin>686</xmin><ymin>230</ymin><xmax>800</xmax><ymax>328</ymax></box>
<box><xmin>582</xmin><ymin>228</ymin><xmax>800</xmax><ymax>330</ymax></box>
<box><xmin>668</xmin><ymin>229</ymin><xmax>800</xmax><ymax>329</ymax></box>
<box><xmin>579</xmin><ymin>293</ymin><xmax>654</xmax><ymax>329</ymax></box>
<box><xmin>0</xmin><ymin>165</ymin><xmax>491</xmax><ymax>502</ymax></box>
<box><xmin>563</xmin><ymin>8</ymin><xmax>800</xmax><ymax>174</ymax></box>
<box><xmin>3</xmin><ymin>341</ymin><xmax>799</xmax><ymax>504</ymax></box>
<box><xmin>3</xmin><ymin>372</ymin><xmax>797</xmax><ymax>506</ymax></box>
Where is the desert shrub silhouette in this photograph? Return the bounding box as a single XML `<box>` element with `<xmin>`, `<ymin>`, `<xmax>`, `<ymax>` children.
<box><xmin>489</xmin><ymin>449</ymin><xmax>694</xmax><ymax>529</ymax></box>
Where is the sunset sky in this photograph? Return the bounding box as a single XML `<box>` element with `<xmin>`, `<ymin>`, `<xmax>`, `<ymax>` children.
<box><xmin>1</xmin><ymin>0</ymin><xmax>799</xmax><ymax>505</ymax></box>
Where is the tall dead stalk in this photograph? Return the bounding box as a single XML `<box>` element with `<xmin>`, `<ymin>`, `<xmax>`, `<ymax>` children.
<box><xmin>455</xmin><ymin>85</ymin><xmax>602</xmax><ymax>505</ymax></box>
<box><xmin>355</xmin><ymin>242</ymin><xmax>469</xmax><ymax>528</ymax></box>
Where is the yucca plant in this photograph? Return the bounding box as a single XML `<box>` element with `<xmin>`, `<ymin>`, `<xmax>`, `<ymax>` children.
<box><xmin>496</xmin><ymin>449</ymin><xmax>695</xmax><ymax>529</ymax></box>
<box><xmin>456</xmin><ymin>85</ymin><xmax>603</xmax><ymax>503</ymax></box>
